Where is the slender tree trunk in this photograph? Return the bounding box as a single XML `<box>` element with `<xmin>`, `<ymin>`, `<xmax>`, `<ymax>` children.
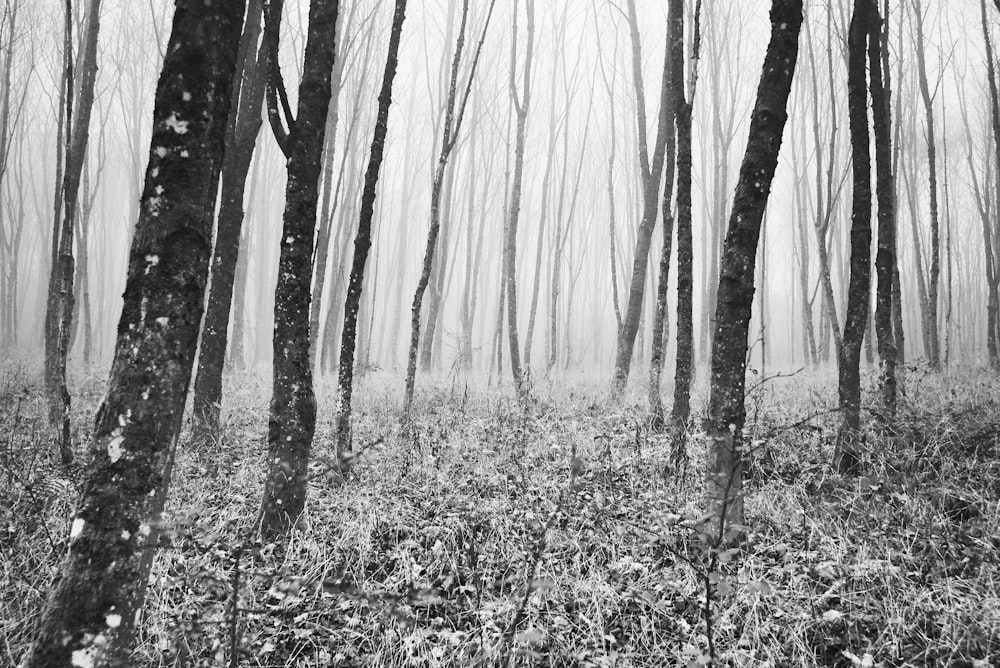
<box><xmin>706</xmin><ymin>0</ymin><xmax>801</xmax><ymax>542</ymax></box>
<box><xmin>259</xmin><ymin>0</ymin><xmax>340</xmax><ymax>542</ymax></box>
<box><xmin>871</xmin><ymin>0</ymin><xmax>897</xmax><ymax>414</ymax></box>
<box><xmin>23</xmin><ymin>3</ymin><xmax>242</xmax><ymax>663</ymax></box>
<box><xmin>981</xmin><ymin>0</ymin><xmax>1000</xmax><ymax>369</ymax></box>
<box><xmin>835</xmin><ymin>0</ymin><xmax>874</xmax><ymax>475</ymax></box>
<box><xmin>910</xmin><ymin>0</ymin><xmax>940</xmax><ymax>368</ymax></box>
<box><xmin>503</xmin><ymin>0</ymin><xmax>534</xmax><ymax>398</ymax></box>
<box><xmin>671</xmin><ymin>0</ymin><xmax>701</xmax><ymax>433</ymax></box>
<box><xmin>336</xmin><ymin>0</ymin><xmax>406</xmax><ymax>457</ymax></box>
<box><xmin>192</xmin><ymin>0</ymin><xmax>267</xmax><ymax>443</ymax></box>
<box><xmin>649</xmin><ymin>2</ymin><xmax>680</xmax><ymax>430</ymax></box>
<box><xmin>612</xmin><ymin>0</ymin><xmax>676</xmax><ymax>393</ymax></box>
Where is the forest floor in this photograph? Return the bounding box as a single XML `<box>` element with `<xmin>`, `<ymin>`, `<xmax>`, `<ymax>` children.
<box><xmin>1</xmin><ymin>362</ymin><xmax>999</xmax><ymax>667</ymax></box>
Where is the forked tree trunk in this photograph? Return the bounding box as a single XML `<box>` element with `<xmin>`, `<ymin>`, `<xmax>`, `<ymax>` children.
<box><xmin>45</xmin><ymin>0</ymin><xmax>103</xmax><ymax>465</ymax></box>
<box><xmin>336</xmin><ymin>0</ymin><xmax>406</xmax><ymax>457</ymax></box>
<box><xmin>612</xmin><ymin>0</ymin><xmax>676</xmax><ymax>393</ymax></box>
<box><xmin>192</xmin><ymin>0</ymin><xmax>268</xmax><ymax>443</ymax></box>
<box><xmin>503</xmin><ymin>0</ymin><xmax>534</xmax><ymax>399</ymax></box>
<box><xmin>870</xmin><ymin>0</ymin><xmax>897</xmax><ymax>414</ymax></box>
<box><xmin>706</xmin><ymin>0</ymin><xmax>801</xmax><ymax>542</ymax></box>
<box><xmin>835</xmin><ymin>0</ymin><xmax>874</xmax><ymax>476</ymax></box>
<box><xmin>670</xmin><ymin>0</ymin><xmax>701</xmax><ymax>433</ymax></box>
<box><xmin>23</xmin><ymin>3</ymin><xmax>242</xmax><ymax>664</ymax></box>
<box><xmin>259</xmin><ymin>0</ymin><xmax>340</xmax><ymax>541</ymax></box>
<box><xmin>649</xmin><ymin>2</ymin><xmax>680</xmax><ymax>431</ymax></box>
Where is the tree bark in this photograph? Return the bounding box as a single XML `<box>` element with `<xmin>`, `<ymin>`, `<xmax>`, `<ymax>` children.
<box><xmin>192</xmin><ymin>0</ymin><xmax>268</xmax><ymax>443</ymax></box>
<box><xmin>870</xmin><ymin>0</ymin><xmax>897</xmax><ymax>414</ymax></box>
<box><xmin>981</xmin><ymin>0</ymin><xmax>1000</xmax><ymax>369</ymax></box>
<box><xmin>259</xmin><ymin>0</ymin><xmax>340</xmax><ymax>542</ymax></box>
<box><xmin>23</xmin><ymin>2</ymin><xmax>243</xmax><ymax>664</ymax></box>
<box><xmin>336</xmin><ymin>0</ymin><xmax>406</xmax><ymax>457</ymax></box>
<box><xmin>835</xmin><ymin>0</ymin><xmax>874</xmax><ymax>475</ymax></box>
<box><xmin>706</xmin><ymin>0</ymin><xmax>801</xmax><ymax>542</ymax></box>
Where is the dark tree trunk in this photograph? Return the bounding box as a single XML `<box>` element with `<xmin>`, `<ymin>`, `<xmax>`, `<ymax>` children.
<box><xmin>870</xmin><ymin>0</ymin><xmax>897</xmax><ymax>414</ymax></box>
<box><xmin>45</xmin><ymin>0</ymin><xmax>103</xmax><ymax>465</ymax></box>
<box><xmin>192</xmin><ymin>0</ymin><xmax>268</xmax><ymax>443</ymax></box>
<box><xmin>671</xmin><ymin>0</ymin><xmax>701</xmax><ymax>433</ymax></box>
<box><xmin>706</xmin><ymin>0</ymin><xmax>801</xmax><ymax>541</ymax></box>
<box><xmin>981</xmin><ymin>0</ymin><xmax>1000</xmax><ymax>369</ymax></box>
<box><xmin>23</xmin><ymin>2</ymin><xmax>243</xmax><ymax>664</ymax></box>
<box><xmin>835</xmin><ymin>0</ymin><xmax>874</xmax><ymax>476</ymax></box>
<box><xmin>612</xmin><ymin>0</ymin><xmax>677</xmax><ymax>393</ymax></box>
<box><xmin>259</xmin><ymin>0</ymin><xmax>340</xmax><ymax>542</ymax></box>
<box><xmin>336</xmin><ymin>0</ymin><xmax>406</xmax><ymax>457</ymax></box>
<box><xmin>649</xmin><ymin>1</ymin><xmax>680</xmax><ymax>430</ymax></box>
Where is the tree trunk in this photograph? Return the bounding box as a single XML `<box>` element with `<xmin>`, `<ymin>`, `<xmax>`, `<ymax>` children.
<box><xmin>871</xmin><ymin>0</ymin><xmax>897</xmax><ymax>414</ymax></box>
<box><xmin>192</xmin><ymin>0</ymin><xmax>267</xmax><ymax>443</ymax></box>
<box><xmin>612</xmin><ymin>0</ymin><xmax>676</xmax><ymax>393</ymax></box>
<box><xmin>23</xmin><ymin>3</ymin><xmax>242</xmax><ymax>663</ymax></box>
<box><xmin>671</xmin><ymin>0</ymin><xmax>701</xmax><ymax>433</ymax></box>
<box><xmin>835</xmin><ymin>0</ymin><xmax>874</xmax><ymax>476</ymax></box>
<box><xmin>706</xmin><ymin>0</ymin><xmax>801</xmax><ymax>542</ymax></box>
<box><xmin>336</xmin><ymin>0</ymin><xmax>406</xmax><ymax>457</ymax></box>
<box><xmin>981</xmin><ymin>0</ymin><xmax>1000</xmax><ymax>369</ymax></box>
<box><xmin>259</xmin><ymin>0</ymin><xmax>340</xmax><ymax>542</ymax></box>
<box><xmin>649</xmin><ymin>1</ymin><xmax>680</xmax><ymax>430</ymax></box>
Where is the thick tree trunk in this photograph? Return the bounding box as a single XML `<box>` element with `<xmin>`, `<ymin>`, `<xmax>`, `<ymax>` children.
<box><xmin>192</xmin><ymin>0</ymin><xmax>267</xmax><ymax>443</ymax></box>
<box><xmin>259</xmin><ymin>0</ymin><xmax>340</xmax><ymax>542</ymax></box>
<box><xmin>835</xmin><ymin>0</ymin><xmax>874</xmax><ymax>476</ymax></box>
<box><xmin>981</xmin><ymin>0</ymin><xmax>1000</xmax><ymax>369</ymax></box>
<box><xmin>706</xmin><ymin>0</ymin><xmax>801</xmax><ymax>542</ymax></box>
<box><xmin>336</xmin><ymin>0</ymin><xmax>406</xmax><ymax>456</ymax></box>
<box><xmin>22</xmin><ymin>3</ymin><xmax>242</xmax><ymax>664</ymax></box>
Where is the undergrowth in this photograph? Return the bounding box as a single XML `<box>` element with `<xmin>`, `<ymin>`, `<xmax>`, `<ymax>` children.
<box><xmin>1</xmin><ymin>363</ymin><xmax>998</xmax><ymax>666</ymax></box>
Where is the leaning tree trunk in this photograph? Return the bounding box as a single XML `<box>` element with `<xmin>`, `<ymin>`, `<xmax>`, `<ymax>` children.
<box><xmin>336</xmin><ymin>0</ymin><xmax>406</xmax><ymax>457</ymax></box>
<box><xmin>910</xmin><ymin>0</ymin><xmax>940</xmax><ymax>369</ymax></box>
<box><xmin>870</xmin><ymin>0</ymin><xmax>897</xmax><ymax>415</ymax></box>
<box><xmin>705</xmin><ymin>0</ymin><xmax>801</xmax><ymax>543</ymax></box>
<box><xmin>22</xmin><ymin>3</ymin><xmax>242</xmax><ymax>665</ymax></box>
<box><xmin>835</xmin><ymin>0</ymin><xmax>873</xmax><ymax>476</ymax></box>
<box><xmin>192</xmin><ymin>0</ymin><xmax>268</xmax><ymax>444</ymax></box>
<box><xmin>45</xmin><ymin>0</ymin><xmax>102</xmax><ymax>465</ymax></box>
<box><xmin>259</xmin><ymin>0</ymin><xmax>340</xmax><ymax>542</ymax></box>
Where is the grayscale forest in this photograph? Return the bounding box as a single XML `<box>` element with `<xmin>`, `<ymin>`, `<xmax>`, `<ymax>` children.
<box><xmin>1</xmin><ymin>0</ymin><xmax>999</xmax><ymax>665</ymax></box>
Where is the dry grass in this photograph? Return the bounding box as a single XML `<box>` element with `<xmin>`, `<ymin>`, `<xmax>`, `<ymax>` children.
<box><xmin>1</xmin><ymin>362</ymin><xmax>998</xmax><ymax>666</ymax></box>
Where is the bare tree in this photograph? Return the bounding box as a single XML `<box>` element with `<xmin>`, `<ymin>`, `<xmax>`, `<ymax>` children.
<box><xmin>403</xmin><ymin>0</ymin><xmax>495</xmax><ymax>418</ymax></box>
<box><xmin>980</xmin><ymin>0</ymin><xmax>1000</xmax><ymax>369</ymax></box>
<box><xmin>336</xmin><ymin>0</ymin><xmax>406</xmax><ymax>456</ymax></box>
<box><xmin>258</xmin><ymin>0</ymin><xmax>340</xmax><ymax>541</ymax></box>
<box><xmin>705</xmin><ymin>0</ymin><xmax>802</xmax><ymax>540</ymax></box>
<box><xmin>611</xmin><ymin>0</ymin><xmax>677</xmax><ymax>393</ymax></box>
<box><xmin>21</xmin><ymin>2</ymin><xmax>244</xmax><ymax>663</ymax></box>
<box><xmin>835</xmin><ymin>0</ymin><xmax>874</xmax><ymax>475</ymax></box>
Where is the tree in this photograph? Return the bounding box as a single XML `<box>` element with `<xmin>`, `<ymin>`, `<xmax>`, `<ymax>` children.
<box><xmin>191</xmin><ymin>0</ymin><xmax>270</xmax><ymax>443</ymax></box>
<box><xmin>336</xmin><ymin>0</ymin><xmax>406</xmax><ymax>457</ymax></box>
<box><xmin>705</xmin><ymin>0</ymin><xmax>802</xmax><ymax>541</ymax></box>
<box><xmin>21</xmin><ymin>2</ymin><xmax>244</xmax><ymax>664</ymax></box>
<box><xmin>44</xmin><ymin>0</ymin><xmax>103</xmax><ymax>464</ymax></box>
<box><xmin>403</xmin><ymin>0</ymin><xmax>495</xmax><ymax>419</ymax></box>
<box><xmin>612</xmin><ymin>0</ymin><xmax>677</xmax><ymax>393</ymax></box>
<box><xmin>670</xmin><ymin>0</ymin><xmax>702</xmax><ymax>434</ymax></box>
<box><xmin>980</xmin><ymin>0</ymin><xmax>1000</xmax><ymax>369</ymax></box>
<box><xmin>258</xmin><ymin>0</ymin><xmax>340</xmax><ymax>541</ymax></box>
<box><xmin>503</xmin><ymin>0</ymin><xmax>534</xmax><ymax>398</ymax></box>
<box><xmin>835</xmin><ymin>0</ymin><xmax>874</xmax><ymax>475</ymax></box>
<box><xmin>870</xmin><ymin>0</ymin><xmax>897</xmax><ymax>415</ymax></box>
